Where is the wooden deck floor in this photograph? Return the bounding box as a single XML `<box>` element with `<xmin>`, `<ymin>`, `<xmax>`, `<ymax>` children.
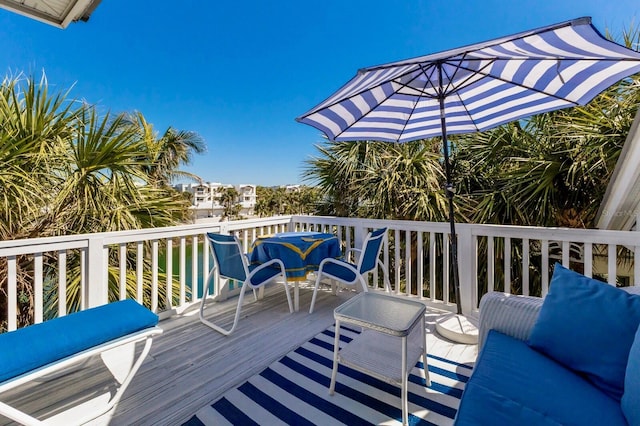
<box><xmin>1</xmin><ymin>284</ymin><xmax>478</xmax><ymax>425</ymax></box>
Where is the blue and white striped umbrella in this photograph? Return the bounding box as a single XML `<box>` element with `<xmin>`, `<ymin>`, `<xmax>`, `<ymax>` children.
<box><xmin>296</xmin><ymin>16</ymin><xmax>640</xmax><ymax>316</ymax></box>
<box><xmin>296</xmin><ymin>17</ymin><xmax>640</xmax><ymax>143</ymax></box>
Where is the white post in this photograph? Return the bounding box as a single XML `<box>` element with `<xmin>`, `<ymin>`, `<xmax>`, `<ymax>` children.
<box><xmin>85</xmin><ymin>236</ymin><xmax>109</xmax><ymax>308</ymax></box>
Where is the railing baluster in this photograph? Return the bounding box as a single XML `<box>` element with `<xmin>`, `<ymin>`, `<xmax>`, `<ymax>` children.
<box><xmin>180</xmin><ymin>237</ymin><xmax>186</xmax><ymax>305</ymax></box>
<box><xmin>80</xmin><ymin>247</ymin><xmax>87</xmax><ymax>310</ymax></box>
<box><xmin>522</xmin><ymin>238</ymin><xmax>529</xmax><ymax>296</ymax></box>
<box><xmin>166</xmin><ymin>239</ymin><xmax>173</xmax><ymax>309</ymax></box>
<box><xmin>562</xmin><ymin>241</ymin><xmax>570</xmax><ymax>267</ymax></box>
<box><xmin>417</xmin><ymin>232</ymin><xmax>424</xmax><ymax>299</ymax></box>
<box><xmin>471</xmin><ymin>233</ymin><xmax>478</xmax><ymax>308</ymax></box>
<box><xmin>191</xmin><ymin>236</ymin><xmax>199</xmax><ymax>299</ymax></box>
<box><xmin>7</xmin><ymin>255</ymin><xmax>17</xmax><ymax>331</ymax></box>
<box><xmin>487</xmin><ymin>236</ymin><xmax>494</xmax><ymax>293</ymax></box>
<box><xmin>151</xmin><ymin>240</ymin><xmax>158</xmax><ymax>312</ymax></box>
<box><xmin>58</xmin><ymin>250</ymin><xmax>67</xmax><ymax>316</ymax></box>
<box><xmin>203</xmin><ymin>235</ymin><xmax>210</xmax><ymax>299</ymax></box>
<box><xmin>382</xmin><ymin>230</ymin><xmax>389</xmax><ymax>291</ymax></box>
<box><xmin>429</xmin><ymin>232</ymin><xmax>436</xmax><ymax>301</ymax></box>
<box><xmin>136</xmin><ymin>242</ymin><xmax>144</xmax><ymax>303</ymax></box>
<box><xmin>405</xmin><ymin>230</ymin><xmax>411</xmax><ymax>296</ymax></box>
<box><xmin>119</xmin><ymin>244</ymin><xmax>127</xmax><ymax>300</ymax></box>
<box><xmin>443</xmin><ymin>233</ymin><xmax>449</xmax><ymax>304</ymax></box>
<box><xmin>541</xmin><ymin>240</ymin><xmax>549</xmax><ymax>296</ymax></box>
<box><xmin>608</xmin><ymin>244</ymin><xmax>617</xmax><ymax>285</ymax></box>
<box><xmin>504</xmin><ymin>237</ymin><xmax>511</xmax><ymax>295</ymax></box>
<box><xmin>394</xmin><ymin>228</ymin><xmax>401</xmax><ymax>295</ymax></box>
<box><xmin>584</xmin><ymin>243</ymin><xmax>593</xmax><ymax>277</ymax></box>
<box><xmin>34</xmin><ymin>253</ymin><xmax>43</xmax><ymax>324</ymax></box>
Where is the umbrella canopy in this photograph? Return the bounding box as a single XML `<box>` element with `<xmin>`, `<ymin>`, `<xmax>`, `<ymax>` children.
<box><xmin>297</xmin><ymin>17</ymin><xmax>640</xmax><ymax>142</ymax></box>
<box><xmin>296</xmin><ymin>16</ymin><xmax>640</xmax><ymax>315</ymax></box>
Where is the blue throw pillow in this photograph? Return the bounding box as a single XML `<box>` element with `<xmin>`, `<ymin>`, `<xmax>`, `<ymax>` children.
<box><xmin>622</xmin><ymin>325</ymin><xmax>640</xmax><ymax>425</ymax></box>
<box><xmin>528</xmin><ymin>263</ymin><xmax>640</xmax><ymax>401</ymax></box>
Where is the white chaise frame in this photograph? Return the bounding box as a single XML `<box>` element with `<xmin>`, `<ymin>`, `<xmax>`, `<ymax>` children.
<box><xmin>0</xmin><ymin>326</ymin><xmax>162</xmax><ymax>426</ymax></box>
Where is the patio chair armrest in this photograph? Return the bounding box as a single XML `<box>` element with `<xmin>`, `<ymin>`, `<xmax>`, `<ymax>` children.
<box><xmin>478</xmin><ymin>292</ymin><xmax>543</xmax><ymax>351</ymax></box>
<box><xmin>344</xmin><ymin>247</ymin><xmax>362</xmax><ymax>262</ymax></box>
<box><xmin>318</xmin><ymin>257</ymin><xmax>359</xmax><ymax>275</ymax></box>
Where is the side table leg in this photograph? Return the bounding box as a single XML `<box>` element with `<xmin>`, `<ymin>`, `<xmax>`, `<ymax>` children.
<box><xmin>422</xmin><ymin>315</ymin><xmax>431</xmax><ymax>387</ymax></box>
<box><xmin>329</xmin><ymin>319</ymin><xmax>341</xmax><ymax>395</ymax></box>
<box><xmin>402</xmin><ymin>335</ymin><xmax>408</xmax><ymax>426</ymax></box>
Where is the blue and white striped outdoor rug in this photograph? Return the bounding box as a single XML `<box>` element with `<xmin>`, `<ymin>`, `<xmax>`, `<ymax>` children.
<box><xmin>183</xmin><ymin>325</ymin><xmax>473</xmax><ymax>425</ymax></box>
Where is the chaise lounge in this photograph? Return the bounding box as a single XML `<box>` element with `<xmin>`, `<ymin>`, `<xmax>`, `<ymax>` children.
<box><xmin>0</xmin><ymin>299</ymin><xmax>162</xmax><ymax>425</ymax></box>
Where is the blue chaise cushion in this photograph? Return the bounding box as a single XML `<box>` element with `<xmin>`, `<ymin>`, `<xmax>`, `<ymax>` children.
<box><xmin>0</xmin><ymin>299</ymin><xmax>159</xmax><ymax>384</ymax></box>
<box><xmin>528</xmin><ymin>263</ymin><xmax>640</xmax><ymax>401</ymax></box>
<box><xmin>455</xmin><ymin>330</ymin><xmax>627</xmax><ymax>426</ymax></box>
<box><xmin>622</xmin><ymin>324</ymin><xmax>640</xmax><ymax>425</ymax></box>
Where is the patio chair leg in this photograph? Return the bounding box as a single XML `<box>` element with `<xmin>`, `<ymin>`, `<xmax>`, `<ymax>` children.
<box><xmin>200</xmin><ymin>273</ymin><xmax>248</xmax><ymax>336</ymax></box>
<box><xmin>281</xmin><ymin>277</ymin><xmax>294</xmax><ymax>313</ymax></box>
<box><xmin>358</xmin><ymin>276</ymin><xmax>369</xmax><ymax>293</ymax></box>
<box><xmin>309</xmin><ymin>273</ymin><xmax>323</xmax><ymax>314</ymax></box>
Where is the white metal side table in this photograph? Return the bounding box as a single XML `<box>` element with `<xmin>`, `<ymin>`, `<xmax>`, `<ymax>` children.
<box><xmin>330</xmin><ymin>292</ymin><xmax>430</xmax><ymax>426</ymax></box>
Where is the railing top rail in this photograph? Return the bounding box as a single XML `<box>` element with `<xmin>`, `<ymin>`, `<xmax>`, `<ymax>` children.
<box><xmin>0</xmin><ymin>240</ymin><xmax>90</xmax><ymax>257</ymax></box>
<box><xmin>0</xmin><ymin>216</ymin><xmax>295</xmax><ymax>252</ymax></box>
<box><xmin>291</xmin><ymin>215</ymin><xmax>452</xmax><ymax>232</ymax></box>
<box><xmin>3</xmin><ymin>215</ymin><xmax>640</xmax><ymax>257</ymax></box>
<box><xmin>464</xmin><ymin>222</ymin><xmax>640</xmax><ymax>245</ymax></box>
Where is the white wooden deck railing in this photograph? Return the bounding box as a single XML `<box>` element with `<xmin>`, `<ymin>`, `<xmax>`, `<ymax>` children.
<box><xmin>1</xmin><ymin>215</ymin><xmax>639</xmax><ymax>331</ymax></box>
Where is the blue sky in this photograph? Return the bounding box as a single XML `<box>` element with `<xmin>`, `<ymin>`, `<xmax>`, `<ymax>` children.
<box><xmin>1</xmin><ymin>0</ymin><xmax>638</xmax><ymax>186</ymax></box>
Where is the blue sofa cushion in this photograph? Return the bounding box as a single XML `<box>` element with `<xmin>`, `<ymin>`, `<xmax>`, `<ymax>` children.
<box><xmin>0</xmin><ymin>299</ymin><xmax>159</xmax><ymax>384</ymax></box>
<box><xmin>528</xmin><ymin>263</ymin><xmax>640</xmax><ymax>401</ymax></box>
<box><xmin>455</xmin><ymin>330</ymin><xmax>627</xmax><ymax>426</ymax></box>
<box><xmin>622</xmin><ymin>324</ymin><xmax>640</xmax><ymax>425</ymax></box>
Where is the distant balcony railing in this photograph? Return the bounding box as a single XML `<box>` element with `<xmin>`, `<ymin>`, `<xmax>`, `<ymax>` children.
<box><xmin>1</xmin><ymin>215</ymin><xmax>638</xmax><ymax>332</ymax></box>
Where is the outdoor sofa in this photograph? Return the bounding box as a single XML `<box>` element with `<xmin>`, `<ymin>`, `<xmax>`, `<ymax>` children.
<box><xmin>455</xmin><ymin>263</ymin><xmax>640</xmax><ymax>425</ymax></box>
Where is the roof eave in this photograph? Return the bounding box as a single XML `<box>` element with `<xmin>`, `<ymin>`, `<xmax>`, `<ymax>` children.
<box><xmin>0</xmin><ymin>0</ymin><xmax>102</xmax><ymax>28</ymax></box>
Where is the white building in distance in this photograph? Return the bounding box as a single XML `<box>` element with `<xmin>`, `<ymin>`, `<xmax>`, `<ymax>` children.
<box><xmin>173</xmin><ymin>182</ymin><xmax>256</xmax><ymax>220</ymax></box>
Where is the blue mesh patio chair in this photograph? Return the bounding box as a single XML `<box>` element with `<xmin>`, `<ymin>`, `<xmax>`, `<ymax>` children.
<box><xmin>200</xmin><ymin>233</ymin><xmax>293</xmax><ymax>335</ymax></box>
<box><xmin>309</xmin><ymin>228</ymin><xmax>390</xmax><ymax>313</ymax></box>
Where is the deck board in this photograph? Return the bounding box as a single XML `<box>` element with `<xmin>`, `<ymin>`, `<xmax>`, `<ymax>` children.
<box><xmin>0</xmin><ymin>284</ymin><xmax>478</xmax><ymax>425</ymax></box>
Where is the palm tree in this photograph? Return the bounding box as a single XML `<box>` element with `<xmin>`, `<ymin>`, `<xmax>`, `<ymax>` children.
<box><xmin>303</xmin><ymin>139</ymin><xmax>453</xmax><ymax>221</ymax></box>
<box><xmin>0</xmin><ymin>74</ymin><xmax>205</xmax><ymax>327</ymax></box>
<box><xmin>453</xmin><ymin>73</ymin><xmax>640</xmax><ymax>229</ymax></box>
<box><xmin>126</xmin><ymin>112</ymin><xmax>207</xmax><ymax>188</ymax></box>
<box><xmin>218</xmin><ymin>187</ymin><xmax>241</xmax><ymax>221</ymax></box>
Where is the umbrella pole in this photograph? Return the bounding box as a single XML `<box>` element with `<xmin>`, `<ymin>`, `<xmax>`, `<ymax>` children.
<box><xmin>438</xmin><ymin>94</ymin><xmax>463</xmax><ymax>316</ymax></box>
